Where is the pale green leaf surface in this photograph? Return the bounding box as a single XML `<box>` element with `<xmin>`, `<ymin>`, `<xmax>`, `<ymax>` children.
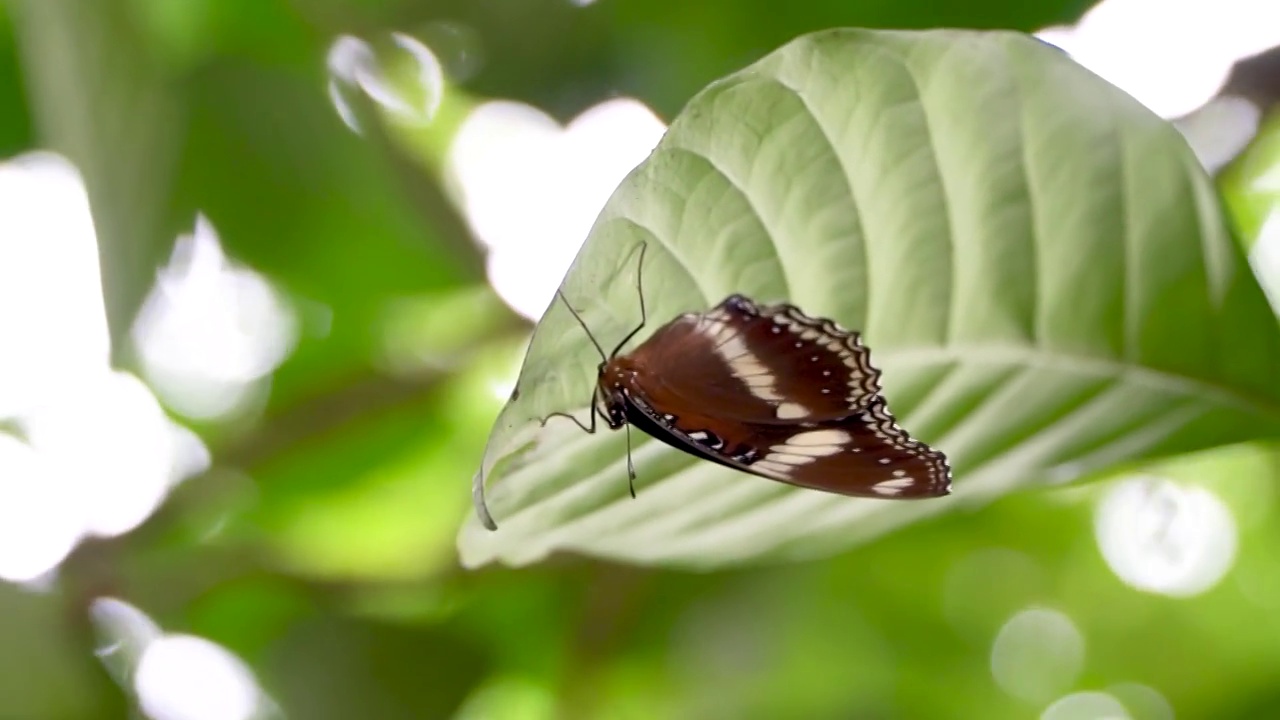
<box><xmin>460</xmin><ymin>29</ymin><xmax>1280</xmax><ymax>569</ymax></box>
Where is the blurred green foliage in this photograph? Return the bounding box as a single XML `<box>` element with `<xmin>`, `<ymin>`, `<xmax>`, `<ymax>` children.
<box><xmin>3</xmin><ymin>0</ymin><xmax>1280</xmax><ymax>718</ymax></box>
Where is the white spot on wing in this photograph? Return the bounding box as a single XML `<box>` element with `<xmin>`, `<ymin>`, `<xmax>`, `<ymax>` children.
<box><xmin>776</xmin><ymin>401</ymin><xmax>809</xmax><ymax>419</ymax></box>
<box><xmin>706</xmin><ymin>320</ymin><xmax>785</xmax><ymax>403</ymax></box>
<box><xmin>754</xmin><ymin>460</ymin><xmax>792</xmax><ymax>475</ymax></box>
<box><xmin>769</xmin><ymin>442</ymin><xmax>841</xmax><ymax>458</ymax></box>
<box><xmin>719</xmin><ymin>336</ymin><xmax>748</xmax><ymax>360</ymax></box>
<box><xmin>763</xmin><ymin>451</ymin><xmax>815</xmax><ymax>466</ymax></box>
<box><xmin>789</xmin><ymin>429</ymin><xmax>850</xmax><ymax>446</ymax></box>
<box><xmin>873</xmin><ymin>476</ymin><xmax>916</xmax><ymax>495</ymax></box>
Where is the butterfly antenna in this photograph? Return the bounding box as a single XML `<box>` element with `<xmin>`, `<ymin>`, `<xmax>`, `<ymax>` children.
<box><xmin>609</xmin><ymin>242</ymin><xmax>649</xmax><ymax>358</ymax></box>
<box><xmin>556</xmin><ymin>289</ymin><xmax>607</xmax><ymax>363</ymax></box>
<box><xmin>625</xmin><ymin>421</ymin><xmax>637</xmax><ymax>498</ymax></box>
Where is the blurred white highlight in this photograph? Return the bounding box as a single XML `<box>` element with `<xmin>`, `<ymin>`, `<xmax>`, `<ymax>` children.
<box><xmin>448</xmin><ymin>98</ymin><xmax>666</xmax><ymax>319</ymax></box>
<box><xmin>132</xmin><ymin>215</ymin><xmax>298</xmax><ymax>420</ymax></box>
<box><xmin>1041</xmin><ymin>691</ymin><xmax>1131</xmax><ymax>720</ymax></box>
<box><xmin>1095</xmin><ymin>476</ymin><xmax>1238</xmax><ymax>597</ymax></box>
<box><xmin>0</xmin><ymin>153</ymin><xmax>212</xmax><ymax>583</ymax></box>
<box><xmin>92</xmin><ymin>597</ymin><xmax>275</xmax><ymax>720</ymax></box>
<box><xmin>0</xmin><ymin>434</ymin><xmax>82</xmax><ymax>583</ymax></box>
<box><xmin>990</xmin><ymin>607</ymin><xmax>1085</xmax><ymax>704</ymax></box>
<box><xmin>91</xmin><ymin>597</ymin><xmax>164</xmax><ymax>685</ymax></box>
<box><xmin>1109</xmin><ymin>682</ymin><xmax>1174</xmax><ymax>720</ymax></box>
<box><xmin>23</xmin><ymin>371</ymin><xmax>205</xmax><ymax>538</ymax></box>
<box><xmin>137</xmin><ymin>636</ymin><xmax>265</xmax><ymax>720</ymax></box>
<box><xmin>1038</xmin><ymin>0</ymin><xmax>1280</xmax><ymax>118</ymax></box>
<box><xmin>1175</xmin><ymin>96</ymin><xmax>1262</xmax><ymax>173</ymax></box>
<box><xmin>1252</xmin><ymin>209</ymin><xmax>1280</xmax><ymax>314</ymax></box>
<box><xmin>0</xmin><ymin>153</ymin><xmax>108</xmax><ymax>419</ymax></box>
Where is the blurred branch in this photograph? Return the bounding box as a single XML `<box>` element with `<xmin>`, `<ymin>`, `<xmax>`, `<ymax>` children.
<box><xmin>1222</xmin><ymin>44</ymin><xmax>1280</xmax><ymax>111</ymax></box>
<box><xmin>331</xmin><ymin>76</ymin><xmax>486</xmax><ymax>283</ymax></box>
<box><xmin>1178</xmin><ymin>43</ymin><xmax>1280</xmax><ymax>174</ymax></box>
<box><xmin>219</xmin><ymin>368</ymin><xmax>448</xmax><ymax>471</ymax></box>
<box><xmin>367</xmin><ymin>117</ymin><xmax>487</xmax><ymax>282</ymax></box>
<box><xmin>561</xmin><ymin>563</ymin><xmax>654</xmax><ymax>719</ymax></box>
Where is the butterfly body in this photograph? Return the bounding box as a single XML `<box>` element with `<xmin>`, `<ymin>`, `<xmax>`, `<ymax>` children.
<box><xmin>588</xmin><ymin>294</ymin><xmax>951</xmax><ymax>499</ymax></box>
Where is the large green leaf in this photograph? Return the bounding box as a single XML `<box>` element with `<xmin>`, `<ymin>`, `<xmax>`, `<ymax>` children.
<box><xmin>461</xmin><ymin>28</ymin><xmax>1280</xmax><ymax>569</ymax></box>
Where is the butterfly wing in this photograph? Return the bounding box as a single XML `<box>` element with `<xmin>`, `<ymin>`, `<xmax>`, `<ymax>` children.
<box><xmin>626</xmin><ymin>295</ymin><xmax>883</xmax><ymax>424</ymax></box>
<box><xmin>624</xmin><ymin>391</ymin><xmax>950</xmax><ymax>499</ymax></box>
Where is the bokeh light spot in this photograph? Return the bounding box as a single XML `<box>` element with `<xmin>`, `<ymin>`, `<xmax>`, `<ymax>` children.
<box><xmin>1041</xmin><ymin>691</ymin><xmax>1131</xmax><ymax>720</ymax></box>
<box><xmin>1095</xmin><ymin>476</ymin><xmax>1238</xmax><ymax>597</ymax></box>
<box><xmin>1109</xmin><ymin>682</ymin><xmax>1174</xmax><ymax>720</ymax></box>
<box><xmin>990</xmin><ymin>607</ymin><xmax>1085</xmax><ymax>704</ymax></box>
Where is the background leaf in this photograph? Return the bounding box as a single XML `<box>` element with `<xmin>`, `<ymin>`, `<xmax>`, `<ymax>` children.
<box><xmin>463</xmin><ymin>28</ymin><xmax>1280</xmax><ymax>569</ymax></box>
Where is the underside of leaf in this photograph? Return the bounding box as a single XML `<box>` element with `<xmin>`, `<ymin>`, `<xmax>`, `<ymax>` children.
<box><xmin>460</xmin><ymin>28</ymin><xmax>1280</xmax><ymax>570</ymax></box>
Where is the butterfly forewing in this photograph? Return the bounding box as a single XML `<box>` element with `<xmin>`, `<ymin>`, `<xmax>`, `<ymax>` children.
<box><xmin>626</xmin><ymin>295</ymin><xmax>883</xmax><ymax>424</ymax></box>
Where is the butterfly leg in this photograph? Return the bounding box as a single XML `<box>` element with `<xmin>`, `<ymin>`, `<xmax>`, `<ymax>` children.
<box><xmin>625</xmin><ymin>422</ymin><xmax>637</xmax><ymax>498</ymax></box>
<box><xmin>539</xmin><ymin>409</ymin><xmax>597</xmax><ymax>435</ymax></box>
<box><xmin>608</xmin><ymin>242</ymin><xmax>649</xmax><ymax>358</ymax></box>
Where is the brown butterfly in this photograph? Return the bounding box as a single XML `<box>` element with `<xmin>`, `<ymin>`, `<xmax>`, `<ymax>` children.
<box><xmin>540</xmin><ymin>244</ymin><xmax>951</xmax><ymax>506</ymax></box>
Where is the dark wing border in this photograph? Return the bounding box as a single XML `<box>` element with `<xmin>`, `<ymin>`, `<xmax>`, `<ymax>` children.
<box><xmin>723</xmin><ymin>295</ymin><xmax>884</xmax><ymax>418</ymax></box>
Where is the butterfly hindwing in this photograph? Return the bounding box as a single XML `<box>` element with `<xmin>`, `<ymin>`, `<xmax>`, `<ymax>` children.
<box><xmin>624</xmin><ymin>392</ymin><xmax>950</xmax><ymax>499</ymax></box>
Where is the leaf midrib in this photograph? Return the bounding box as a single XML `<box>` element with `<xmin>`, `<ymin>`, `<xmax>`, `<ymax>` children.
<box><xmin>880</xmin><ymin>343</ymin><xmax>1280</xmax><ymax>420</ymax></box>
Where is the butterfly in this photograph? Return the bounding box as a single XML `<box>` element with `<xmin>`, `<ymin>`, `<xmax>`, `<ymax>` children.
<box><xmin>537</xmin><ymin>243</ymin><xmax>952</xmax><ymax>508</ymax></box>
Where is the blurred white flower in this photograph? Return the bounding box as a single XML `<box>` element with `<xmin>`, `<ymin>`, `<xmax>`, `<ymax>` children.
<box><xmin>448</xmin><ymin>97</ymin><xmax>667</xmax><ymax>319</ymax></box>
<box><xmin>137</xmin><ymin>635</ymin><xmax>267</xmax><ymax>720</ymax></box>
<box><xmin>0</xmin><ymin>152</ymin><xmax>108</xmax><ymax>419</ymax></box>
<box><xmin>131</xmin><ymin>215</ymin><xmax>298</xmax><ymax>420</ymax></box>
<box><xmin>23</xmin><ymin>371</ymin><xmax>205</xmax><ymax>538</ymax></box>
<box><xmin>0</xmin><ymin>434</ymin><xmax>83</xmax><ymax>583</ymax></box>
<box><xmin>92</xmin><ymin>597</ymin><xmax>277</xmax><ymax>720</ymax></box>
<box><xmin>0</xmin><ymin>152</ymin><xmax>212</xmax><ymax>583</ymax></box>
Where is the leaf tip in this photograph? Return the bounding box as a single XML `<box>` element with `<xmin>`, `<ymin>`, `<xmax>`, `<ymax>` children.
<box><xmin>472</xmin><ymin>469</ymin><xmax>498</xmax><ymax>531</ymax></box>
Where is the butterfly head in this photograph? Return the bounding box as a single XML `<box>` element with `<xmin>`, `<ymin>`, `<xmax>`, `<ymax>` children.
<box><xmin>594</xmin><ymin>359</ymin><xmax>633</xmax><ymax>430</ymax></box>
